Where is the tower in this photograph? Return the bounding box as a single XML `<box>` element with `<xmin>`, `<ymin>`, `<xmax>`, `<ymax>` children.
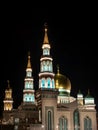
<box><xmin>36</xmin><ymin>24</ymin><xmax>58</xmax><ymax>130</ymax></box>
<box><xmin>39</xmin><ymin>24</ymin><xmax>55</xmax><ymax>90</ymax></box>
<box><xmin>23</xmin><ymin>52</ymin><xmax>35</xmax><ymax>104</ymax></box>
<box><xmin>3</xmin><ymin>80</ymin><xmax>13</xmax><ymax>111</ymax></box>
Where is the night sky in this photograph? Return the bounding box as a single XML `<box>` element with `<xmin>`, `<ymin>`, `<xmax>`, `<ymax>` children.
<box><xmin>0</xmin><ymin>7</ymin><xmax>97</xmax><ymax>116</ymax></box>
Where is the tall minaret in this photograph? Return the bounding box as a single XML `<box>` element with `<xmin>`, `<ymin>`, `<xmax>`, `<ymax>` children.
<box><xmin>37</xmin><ymin>25</ymin><xmax>58</xmax><ymax>130</ymax></box>
<box><xmin>39</xmin><ymin>24</ymin><xmax>55</xmax><ymax>90</ymax></box>
<box><xmin>23</xmin><ymin>52</ymin><xmax>35</xmax><ymax>104</ymax></box>
<box><xmin>3</xmin><ymin>80</ymin><xmax>13</xmax><ymax>111</ymax></box>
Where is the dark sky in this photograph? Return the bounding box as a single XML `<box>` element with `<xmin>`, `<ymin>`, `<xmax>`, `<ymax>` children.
<box><xmin>0</xmin><ymin>7</ymin><xmax>97</xmax><ymax>115</ymax></box>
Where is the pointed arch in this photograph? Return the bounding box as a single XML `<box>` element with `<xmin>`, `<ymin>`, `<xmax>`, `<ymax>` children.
<box><xmin>48</xmin><ymin>111</ymin><xmax>52</xmax><ymax>130</ymax></box>
<box><xmin>41</xmin><ymin>78</ymin><xmax>45</xmax><ymax>88</ymax></box>
<box><xmin>58</xmin><ymin>116</ymin><xmax>68</xmax><ymax>130</ymax></box>
<box><xmin>47</xmin><ymin>78</ymin><xmax>51</xmax><ymax>88</ymax></box>
<box><xmin>45</xmin><ymin>108</ymin><xmax>54</xmax><ymax>130</ymax></box>
<box><xmin>73</xmin><ymin>109</ymin><xmax>80</xmax><ymax>130</ymax></box>
<box><xmin>84</xmin><ymin>116</ymin><xmax>92</xmax><ymax>130</ymax></box>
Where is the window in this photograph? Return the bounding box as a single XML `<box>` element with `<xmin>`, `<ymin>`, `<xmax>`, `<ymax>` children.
<box><xmin>42</xmin><ymin>79</ymin><xmax>45</xmax><ymax>88</ymax></box>
<box><xmin>48</xmin><ymin>111</ymin><xmax>52</xmax><ymax>130</ymax></box>
<box><xmin>73</xmin><ymin>110</ymin><xmax>80</xmax><ymax>130</ymax></box>
<box><xmin>47</xmin><ymin>78</ymin><xmax>51</xmax><ymax>88</ymax></box>
<box><xmin>59</xmin><ymin>116</ymin><xmax>68</xmax><ymax>130</ymax></box>
<box><xmin>84</xmin><ymin>116</ymin><xmax>92</xmax><ymax>130</ymax></box>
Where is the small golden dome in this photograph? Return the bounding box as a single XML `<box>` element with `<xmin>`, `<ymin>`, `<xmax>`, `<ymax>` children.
<box><xmin>54</xmin><ymin>65</ymin><xmax>71</xmax><ymax>91</ymax></box>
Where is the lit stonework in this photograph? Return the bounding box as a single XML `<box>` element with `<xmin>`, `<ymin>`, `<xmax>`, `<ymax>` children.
<box><xmin>23</xmin><ymin>52</ymin><xmax>35</xmax><ymax>104</ymax></box>
<box><xmin>3</xmin><ymin>80</ymin><xmax>13</xmax><ymax>111</ymax></box>
<box><xmin>1</xmin><ymin>25</ymin><xmax>97</xmax><ymax>130</ymax></box>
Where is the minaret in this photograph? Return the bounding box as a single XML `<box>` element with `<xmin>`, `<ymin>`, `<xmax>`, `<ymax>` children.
<box><xmin>23</xmin><ymin>52</ymin><xmax>35</xmax><ymax>104</ymax></box>
<box><xmin>3</xmin><ymin>80</ymin><xmax>13</xmax><ymax>111</ymax></box>
<box><xmin>36</xmin><ymin>24</ymin><xmax>58</xmax><ymax>130</ymax></box>
<box><xmin>39</xmin><ymin>24</ymin><xmax>55</xmax><ymax>90</ymax></box>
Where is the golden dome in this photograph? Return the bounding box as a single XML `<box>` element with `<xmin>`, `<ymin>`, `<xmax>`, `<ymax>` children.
<box><xmin>54</xmin><ymin>66</ymin><xmax>71</xmax><ymax>92</ymax></box>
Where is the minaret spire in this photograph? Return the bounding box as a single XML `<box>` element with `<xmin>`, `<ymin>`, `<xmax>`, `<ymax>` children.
<box><xmin>43</xmin><ymin>23</ymin><xmax>49</xmax><ymax>44</ymax></box>
<box><xmin>27</xmin><ymin>51</ymin><xmax>31</xmax><ymax>68</ymax></box>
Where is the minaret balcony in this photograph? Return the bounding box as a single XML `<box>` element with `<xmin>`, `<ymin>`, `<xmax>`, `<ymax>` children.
<box><xmin>23</xmin><ymin>89</ymin><xmax>34</xmax><ymax>93</ymax></box>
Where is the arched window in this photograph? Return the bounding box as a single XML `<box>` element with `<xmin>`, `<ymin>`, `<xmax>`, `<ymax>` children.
<box><xmin>48</xmin><ymin>111</ymin><xmax>52</xmax><ymax>130</ymax></box>
<box><xmin>43</xmin><ymin>48</ymin><xmax>49</xmax><ymax>55</ymax></box>
<box><xmin>59</xmin><ymin>116</ymin><xmax>68</xmax><ymax>130</ymax></box>
<box><xmin>49</xmin><ymin>62</ymin><xmax>52</xmax><ymax>72</ymax></box>
<box><xmin>29</xmin><ymin>82</ymin><xmax>33</xmax><ymax>88</ymax></box>
<box><xmin>84</xmin><ymin>116</ymin><xmax>92</xmax><ymax>130</ymax></box>
<box><xmin>42</xmin><ymin>79</ymin><xmax>45</xmax><ymax>88</ymax></box>
<box><xmin>25</xmin><ymin>82</ymin><xmax>28</xmax><ymax>89</ymax></box>
<box><xmin>52</xmin><ymin>79</ymin><xmax>55</xmax><ymax>88</ymax></box>
<box><xmin>41</xmin><ymin>62</ymin><xmax>43</xmax><ymax>72</ymax></box>
<box><xmin>47</xmin><ymin>78</ymin><xmax>51</xmax><ymax>88</ymax></box>
<box><xmin>73</xmin><ymin>109</ymin><xmax>80</xmax><ymax>130</ymax></box>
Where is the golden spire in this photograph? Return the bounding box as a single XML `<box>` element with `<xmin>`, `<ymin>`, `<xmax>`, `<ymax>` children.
<box><xmin>27</xmin><ymin>51</ymin><xmax>31</xmax><ymax>68</ymax></box>
<box><xmin>43</xmin><ymin>23</ymin><xmax>49</xmax><ymax>44</ymax></box>
<box><xmin>57</xmin><ymin>64</ymin><xmax>60</xmax><ymax>74</ymax></box>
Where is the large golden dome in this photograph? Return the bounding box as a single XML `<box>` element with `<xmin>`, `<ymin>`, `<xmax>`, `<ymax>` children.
<box><xmin>54</xmin><ymin>67</ymin><xmax>71</xmax><ymax>92</ymax></box>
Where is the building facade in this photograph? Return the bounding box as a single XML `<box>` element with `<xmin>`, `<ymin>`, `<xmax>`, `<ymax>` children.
<box><xmin>1</xmin><ymin>25</ymin><xmax>97</xmax><ymax>130</ymax></box>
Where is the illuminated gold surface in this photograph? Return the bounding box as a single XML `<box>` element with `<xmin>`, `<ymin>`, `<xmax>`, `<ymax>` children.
<box><xmin>27</xmin><ymin>52</ymin><xmax>31</xmax><ymax>68</ymax></box>
<box><xmin>43</xmin><ymin>24</ymin><xmax>49</xmax><ymax>44</ymax></box>
<box><xmin>54</xmin><ymin>66</ymin><xmax>71</xmax><ymax>90</ymax></box>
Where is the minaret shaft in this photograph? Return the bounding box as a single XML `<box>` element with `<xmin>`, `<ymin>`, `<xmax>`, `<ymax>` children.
<box><xmin>39</xmin><ymin>24</ymin><xmax>55</xmax><ymax>90</ymax></box>
<box><xmin>23</xmin><ymin>52</ymin><xmax>35</xmax><ymax>104</ymax></box>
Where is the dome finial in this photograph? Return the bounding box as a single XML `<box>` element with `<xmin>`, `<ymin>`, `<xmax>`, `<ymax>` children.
<box><xmin>57</xmin><ymin>64</ymin><xmax>60</xmax><ymax>74</ymax></box>
<box><xmin>43</xmin><ymin>23</ymin><xmax>49</xmax><ymax>44</ymax></box>
<box><xmin>27</xmin><ymin>51</ymin><xmax>31</xmax><ymax>68</ymax></box>
<box><xmin>88</xmin><ymin>89</ymin><xmax>90</xmax><ymax>95</ymax></box>
<box><xmin>78</xmin><ymin>89</ymin><xmax>81</xmax><ymax>93</ymax></box>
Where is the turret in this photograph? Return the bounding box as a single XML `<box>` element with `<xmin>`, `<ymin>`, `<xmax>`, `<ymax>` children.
<box><xmin>84</xmin><ymin>89</ymin><xmax>95</xmax><ymax>109</ymax></box>
<box><xmin>77</xmin><ymin>89</ymin><xmax>84</xmax><ymax>105</ymax></box>
<box><xmin>3</xmin><ymin>80</ymin><xmax>13</xmax><ymax>111</ymax></box>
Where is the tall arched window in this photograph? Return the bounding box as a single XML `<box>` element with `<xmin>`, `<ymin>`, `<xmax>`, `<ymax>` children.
<box><xmin>52</xmin><ymin>79</ymin><xmax>55</xmax><ymax>88</ymax></box>
<box><xmin>84</xmin><ymin>116</ymin><xmax>92</xmax><ymax>130</ymax></box>
<box><xmin>29</xmin><ymin>82</ymin><xmax>33</xmax><ymax>88</ymax></box>
<box><xmin>49</xmin><ymin>62</ymin><xmax>52</xmax><ymax>72</ymax></box>
<box><xmin>73</xmin><ymin>109</ymin><xmax>80</xmax><ymax>130</ymax></box>
<box><xmin>59</xmin><ymin>116</ymin><xmax>68</xmax><ymax>130</ymax></box>
<box><xmin>48</xmin><ymin>111</ymin><xmax>52</xmax><ymax>130</ymax></box>
<box><xmin>47</xmin><ymin>78</ymin><xmax>51</xmax><ymax>88</ymax></box>
<box><xmin>41</xmin><ymin>79</ymin><xmax>45</xmax><ymax>88</ymax></box>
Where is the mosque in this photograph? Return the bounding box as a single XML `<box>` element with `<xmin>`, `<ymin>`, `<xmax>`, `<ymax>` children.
<box><xmin>0</xmin><ymin>25</ymin><xmax>97</xmax><ymax>130</ymax></box>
